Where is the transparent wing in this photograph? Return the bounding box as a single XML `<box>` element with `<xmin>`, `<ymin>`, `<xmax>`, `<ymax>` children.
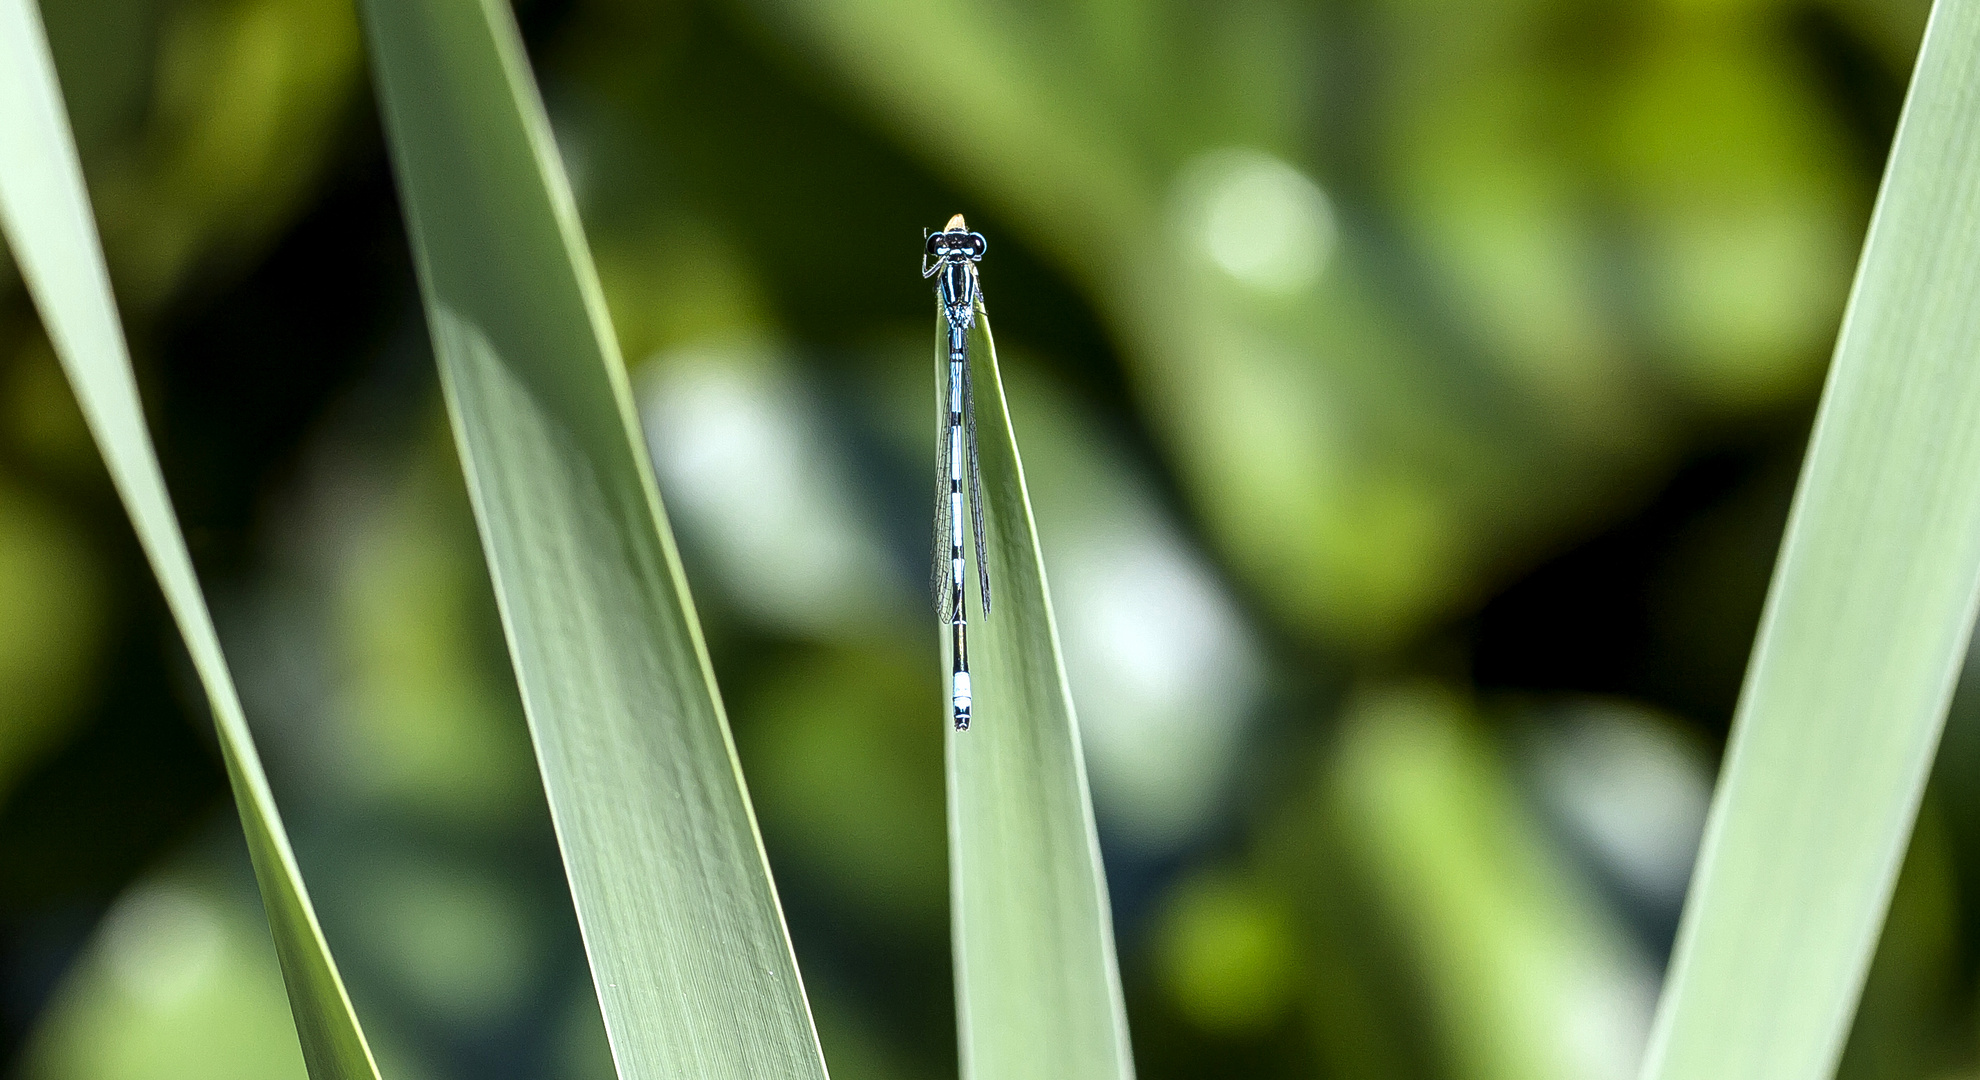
<box><xmin>962</xmin><ymin>322</ymin><xmax>991</xmax><ymax>616</ymax></box>
<box><xmin>932</xmin><ymin>349</ymin><xmax>955</xmax><ymax>623</ymax></box>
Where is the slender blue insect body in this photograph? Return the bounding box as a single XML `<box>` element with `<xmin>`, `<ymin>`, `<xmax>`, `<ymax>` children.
<box><xmin>923</xmin><ymin>215</ymin><xmax>990</xmax><ymax>730</ymax></box>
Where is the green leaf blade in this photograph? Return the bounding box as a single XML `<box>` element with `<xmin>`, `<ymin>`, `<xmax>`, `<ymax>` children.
<box><xmin>0</xmin><ymin>3</ymin><xmax>379</xmax><ymax>1077</ymax></box>
<box><xmin>357</xmin><ymin>2</ymin><xmax>829</xmax><ymax>1077</ymax></box>
<box><xmin>945</xmin><ymin>311</ymin><xmax>1136</xmax><ymax>1080</ymax></box>
<box><xmin>1642</xmin><ymin>3</ymin><xmax>1980</xmax><ymax>1078</ymax></box>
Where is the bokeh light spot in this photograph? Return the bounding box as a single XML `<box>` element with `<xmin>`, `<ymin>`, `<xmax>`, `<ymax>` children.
<box><xmin>1155</xmin><ymin>872</ymin><xmax>1299</xmax><ymax>1035</ymax></box>
<box><xmin>1190</xmin><ymin>149</ymin><xmax>1336</xmax><ymax>294</ymax></box>
<box><xmin>99</xmin><ymin>883</ymin><xmax>225</xmax><ymax>1011</ymax></box>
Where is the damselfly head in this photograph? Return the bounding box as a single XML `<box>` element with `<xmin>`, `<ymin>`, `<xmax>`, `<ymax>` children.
<box><xmin>925</xmin><ymin>221</ymin><xmax>987</xmax><ymax>263</ymax></box>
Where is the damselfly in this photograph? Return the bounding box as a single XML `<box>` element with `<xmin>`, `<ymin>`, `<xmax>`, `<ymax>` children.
<box><xmin>924</xmin><ymin>214</ymin><xmax>990</xmax><ymax>730</ymax></box>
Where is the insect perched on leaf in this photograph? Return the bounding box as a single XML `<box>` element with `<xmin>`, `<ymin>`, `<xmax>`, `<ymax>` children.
<box><xmin>924</xmin><ymin>214</ymin><xmax>990</xmax><ymax>730</ymax></box>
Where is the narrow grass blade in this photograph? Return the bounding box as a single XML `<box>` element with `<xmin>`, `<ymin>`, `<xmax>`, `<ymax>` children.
<box><xmin>357</xmin><ymin>2</ymin><xmax>828</xmax><ymax>1077</ymax></box>
<box><xmin>1641</xmin><ymin>4</ymin><xmax>1980</xmax><ymax>1078</ymax></box>
<box><xmin>0</xmin><ymin>3</ymin><xmax>380</xmax><ymax>1077</ymax></box>
<box><xmin>943</xmin><ymin>310</ymin><xmax>1136</xmax><ymax>1080</ymax></box>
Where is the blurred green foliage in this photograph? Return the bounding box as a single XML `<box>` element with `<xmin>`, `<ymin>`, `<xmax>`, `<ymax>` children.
<box><xmin>22</xmin><ymin>867</ymin><xmax>315</xmax><ymax>1080</ymax></box>
<box><xmin>0</xmin><ymin>0</ymin><xmax>1970</xmax><ymax>1078</ymax></box>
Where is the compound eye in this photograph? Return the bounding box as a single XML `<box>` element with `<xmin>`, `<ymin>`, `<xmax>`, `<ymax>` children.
<box><xmin>925</xmin><ymin>232</ymin><xmax>946</xmax><ymax>257</ymax></box>
<box><xmin>964</xmin><ymin>233</ymin><xmax>986</xmax><ymax>259</ymax></box>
